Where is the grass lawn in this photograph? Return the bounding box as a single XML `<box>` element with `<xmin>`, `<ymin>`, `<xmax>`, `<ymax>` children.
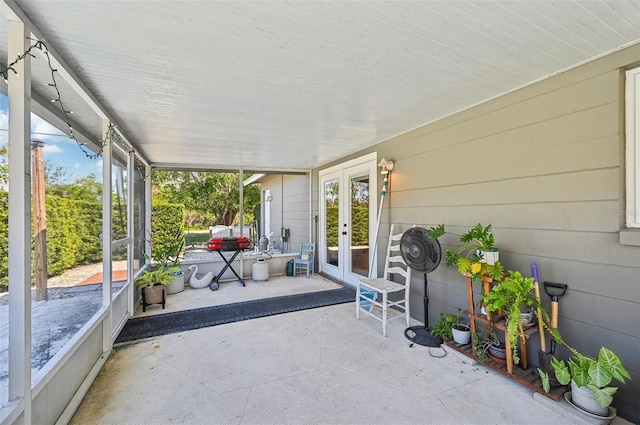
<box><xmin>185</xmin><ymin>231</ymin><xmax>210</xmax><ymax>245</ymax></box>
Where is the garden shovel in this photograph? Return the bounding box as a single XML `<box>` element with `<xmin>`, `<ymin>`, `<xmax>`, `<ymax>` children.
<box><xmin>538</xmin><ymin>274</ymin><xmax>568</xmax><ymax>388</ymax></box>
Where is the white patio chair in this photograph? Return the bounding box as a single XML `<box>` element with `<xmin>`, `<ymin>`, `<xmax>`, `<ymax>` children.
<box><xmin>356</xmin><ymin>224</ymin><xmax>411</xmax><ymax>337</ymax></box>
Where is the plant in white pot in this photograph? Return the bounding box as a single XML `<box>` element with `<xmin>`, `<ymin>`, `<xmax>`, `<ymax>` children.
<box><xmin>149</xmin><ymin>228</ymin><xmax>185</xmax><ymax>294</ymax></box>
<box><xmin>540</xmin><ymin>346</ymin><xmax>631</xmax><ymax>417</ymax></box>
<box><xmin>537</xmin><ymin>318</ymin><xmax>632</xmax><ymax>417</ymax></box>
<box><xmin>427</xmin><ymin>223</ymin><xmax>504</xmax><ymax>282</ymax></box>
<box><xmin>431</xmin><ymin>310</ymin><xmax>471</xmax><ymax>344</ymax></box>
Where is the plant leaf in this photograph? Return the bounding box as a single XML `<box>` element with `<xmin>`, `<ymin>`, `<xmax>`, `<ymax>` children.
<box><xmin>457</xmin><ymin>257</ymin><xmax>471</xmax><ymax>275</ymax></box>
<box><xmin>445</xmin><ymin>250</ymin><xmax>458</xmax><ymax>268</ymax></box>
<box><xmin>489</xmin><ymin>262</ymin><xmax>504</xmax><ymax>281</ymax></box>
<box><xmin>551</xmin><ymin>357</ymin><xmax>571</xmax><ymax>386</ymax></box>
<box><xmin>426</xmin><ymin>224</ymin><xmax>445</xmax><ymax>239</ymax></box>
<box><xmin>587</xmin><ymin>385</ymin><xmax>617</xmax><ymax>408</ymax></box>
<box><xmin>588</xmin><ymin>359</ymin><xmax>613</xmax><ymax>388</ymax></box>
<box><xmin>539</xmin><ymin>369</ymin><xmax>550</xmax><ymax>393</ymax></box>
<box><xmin>597</xmin><ymin>347</ymin><xmax>631</xmax><ymax>383</ymax></box>
<box><xmin>570</xmin><ymin>358</ymin><xmax>590</xmax><ymax>387</ymax></box>
<box><xmin>471</xmin><ymin>262</ymin><xmax>482</xmax><ymax>274</ymax></box>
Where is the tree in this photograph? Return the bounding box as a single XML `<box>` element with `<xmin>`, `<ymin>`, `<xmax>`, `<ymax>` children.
<box><xmin>152</xmin><ymin>171</ymin><xmax>260</xmax><ymax>227</ymax></box>
<box><xmin>46</xmin><ymin>171</ymin><xmax>102</xmax><ymax>201</ymax></box>
<box><xmin>0</xmin><ymin>145</ymin><xmax>7</xmax><ymax>190</ymax></box>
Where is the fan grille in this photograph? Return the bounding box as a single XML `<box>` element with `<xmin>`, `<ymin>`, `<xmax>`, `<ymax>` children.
<box><xmin>400</xmin><ymin>227</ymin><xmax>442</xmax><ymax>273</ymax></box>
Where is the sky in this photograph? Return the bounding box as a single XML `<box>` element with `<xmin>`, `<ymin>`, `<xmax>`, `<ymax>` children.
<box><xmin>0</xmin><ymin>92</ymin><xmax>103</xmax><ymax>183</ymax></box>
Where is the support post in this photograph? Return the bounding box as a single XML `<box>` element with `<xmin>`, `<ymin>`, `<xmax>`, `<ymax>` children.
<box><xmin>101</xmin><ymin>120</ymin><xmax>112</xmax><ymax>352</ymax></box>
<box><xmin>239</xmin><ymin>168</ymin><xmax>244</xmax><ymax>279</ymax></box>
<box><xmin>127</xmin><ymin>149</ymin><xmax>135</xmax><ymax>316</ymax></box>
<box><xmin>7</xmin><ymin>18</ymin><xmax>32</xmax><ymax>421</ymax></box>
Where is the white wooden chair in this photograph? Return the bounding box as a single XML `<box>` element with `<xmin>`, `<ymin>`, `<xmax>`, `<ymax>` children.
<box><xmin>356</xmin><ymin>224</ymin><xmax>411</xmax><ymax>336</ymax></box>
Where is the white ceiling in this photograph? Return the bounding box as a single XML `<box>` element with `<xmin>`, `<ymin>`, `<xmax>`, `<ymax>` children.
<box><xmin>4</xmin><ymin>0</ymin><xmax>640</xmax><ymax>172</ymax></box>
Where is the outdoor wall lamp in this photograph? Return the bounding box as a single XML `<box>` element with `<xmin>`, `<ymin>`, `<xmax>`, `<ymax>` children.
<box><xmin>378</xmin><ymin>158</ymin><xmax>394</xmax><ymax>175</ymax></box>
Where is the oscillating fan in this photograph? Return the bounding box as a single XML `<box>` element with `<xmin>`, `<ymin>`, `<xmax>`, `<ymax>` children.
<box><xmin>400</xmin><ymin>227</ymin><xmax>443</xmax><ymax>347</ymax></box>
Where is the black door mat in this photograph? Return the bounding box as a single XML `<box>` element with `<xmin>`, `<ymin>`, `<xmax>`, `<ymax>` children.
<box><xmin>115</xmin><ymin>286</ymin><xmax>356</xmax><ymax>344</ymax></box>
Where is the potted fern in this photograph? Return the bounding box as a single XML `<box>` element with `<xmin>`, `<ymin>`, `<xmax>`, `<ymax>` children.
<box><xmin>481</xmin><ymin>270</ymin><xmax>539</xmax><ymax>365</ymax></box>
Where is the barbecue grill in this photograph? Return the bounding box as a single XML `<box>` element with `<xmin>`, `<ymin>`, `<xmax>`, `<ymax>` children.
<box><xmin>206</xmin><ymin>236</ymin><xmax>251</xmax><ymax>290</ymax></box>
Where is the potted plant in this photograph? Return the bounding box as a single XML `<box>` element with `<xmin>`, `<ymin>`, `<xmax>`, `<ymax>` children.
<box><xmin>149</xmin><ymin>228</ymin><xmax>186</xmax><ymax>294</ymax></box>
<box><xmin>134</xmin><ymin>267</ymin><xmax>177</xmax><ymax>311</ymax></box>
<box><xmin>431</xmin><ymin>310</ymin><xmax>471</xmax><ymax>344</ymax></box>
<box><xmin>481</xmin><ymin>270</ymin><xmax>539</xmax><ymax>364</ymax></box>
<box><xmin>427</xmin><ymin>223</ymin><xmax>504</xmax><ymax>282</ymax></box>
<box><xmin>539</xmin><ymin>345</ymin><xmax>631</xmax><ymax>417</ymax></box>
<box><xmin>452</xmin><ymin>322</ymin><xmax>471</xmax><ymax>345</ymax></box>
<box><xmin>471</xmin><ymin>330</ymin><xmax>505</xmax><ymax>364</ymax></box>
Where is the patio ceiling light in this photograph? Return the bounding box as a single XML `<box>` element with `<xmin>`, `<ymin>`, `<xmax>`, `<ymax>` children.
<box><xmin>378</xmin><ymin>158</ymin><xmax>394</xmax><ymax>175</ymax></box>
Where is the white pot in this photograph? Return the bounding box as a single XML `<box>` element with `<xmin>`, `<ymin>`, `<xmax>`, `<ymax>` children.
<box><xmin>167</xmin><ymin>272</ymin><xmax>185</xmax><ymax>294</ymax></box>
<box><xmin>570</xmin><ymin>380</ymin><xmax>609</xmax><ymax>416</ymax></box>
<box><xmin>452</xmin><ymin>324</ymin><xmax>471</xmax><ymax>344</ymax></box>
<box><xmin>478</xmin><ymin>249</ymin><xmax>499</xmax><ymax>265</ymax></box>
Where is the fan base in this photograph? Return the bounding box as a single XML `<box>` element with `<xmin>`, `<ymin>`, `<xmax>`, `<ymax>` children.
<box><xmin>404</xmin><ymin>326</ymin><xmax>443</xmax><ymax>347</ymax></box>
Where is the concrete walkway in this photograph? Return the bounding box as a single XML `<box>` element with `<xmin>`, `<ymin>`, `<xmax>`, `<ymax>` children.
<box><xmin>69</xmin><ymin>281</ymin><xmax>628</xmax><ymax>425</ymax></box>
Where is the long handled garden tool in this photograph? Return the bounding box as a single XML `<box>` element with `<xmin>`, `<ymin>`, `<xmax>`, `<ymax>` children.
<box><xmin>368</xmin><ymin>172</ymin><xmax>389</xmax><ymax>278</ymax></box>
<box><xmin>532</xmin><ymin>263</ymin><xmax>545</xmax><ymax>352</ymax></box>
<box><xmin>532</xmin><ymin>263</ymin><xmax>553</xmax><ymax>384</ymax></box>
<box><xmin>538</xmin><ymin>274</ymin><xmax>567</xmax><ymax>387</ymax></box>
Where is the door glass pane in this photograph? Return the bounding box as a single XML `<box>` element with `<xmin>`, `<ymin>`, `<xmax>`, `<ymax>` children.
<box><xmin>324</xmin><ymin>179</ymin><xmax>339</xmax><ymax>267</ymax></box>
<box><xmin>350</xmin><ymin>175</ymin><xmax>369</xmax><ymax>277</ymax></box>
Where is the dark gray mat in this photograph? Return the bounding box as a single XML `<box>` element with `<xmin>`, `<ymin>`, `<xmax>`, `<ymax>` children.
<box><xmin>115</xmin><ymin>286</ymin><xmax>355</xmax><ymax>343</ymax></box>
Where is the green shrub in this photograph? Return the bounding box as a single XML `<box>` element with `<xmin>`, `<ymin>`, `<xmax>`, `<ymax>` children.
<box><xmin>151</xmin><ymin>202</ymin><xmax>185</xmax><ymax>262</ymax></box>
<box><xmin>46</xmin><ymin>197</ymin><xmax>81</xmax><ymax>275</ymax></box>
<box><xmin>0</xmin><ymin>191</ymin><xmax>7</xmax><ymax>291</ymax></box>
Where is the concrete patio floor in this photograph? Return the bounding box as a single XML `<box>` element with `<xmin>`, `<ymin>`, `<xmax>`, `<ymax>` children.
<box><xmin>70</xmin><ymin>274</ymin><xmax>632</xmax><ymax>425</ymax></box>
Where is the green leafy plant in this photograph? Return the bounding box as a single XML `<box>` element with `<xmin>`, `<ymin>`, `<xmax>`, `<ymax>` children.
<box><xmin>149</xmin><ymin>228</ymin><xmax>185</xmax><ymax>271</ymax></box>
<box><xmin>482</xmin><ymin>270</ymin><xmax>539</xmax><ymax>364</ymax></box>
<box><xmin>136</xmin><ymin>228</ymin><xmax>185</xmax><ymax>290</ymax></box>
<box><xmin>471</xmin><ymin>330</ymin><xmax>501</xmax><ymax>363</ymax></box>
<box><xmin>539</xmin><ymin>347</ymin><xmax>631</xmax><ymax>409</ymax></box>
<box><xmin>431</xmin><ymin>310</ymin><xmax>465</xmax><ymax>340</ymax></box>
<box><xmin>134</xmin><ymin>266</ymin><xmax>179</xmax><ymax>289</ymax></box>
<box><xmin>427</xmin><ymin>223</ymin><xmax>504</xmax><ymax>281</ymax></box>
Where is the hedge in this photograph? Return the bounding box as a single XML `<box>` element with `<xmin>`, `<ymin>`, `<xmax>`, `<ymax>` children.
<box><xmin>326</xmin><ymin>205</ymin><xmax>368</xmax><ymax>247</ymax></box>
<box><xmin>0</xmin><ymin>193</ymin><xmax>111</xmax><ymax>290</ymax></box>
<box><xmin>151</xmin><ymin>202</ymin><xmax>185</xmax><ymax>261</ymax></box>
<box><xmin>0</xmin><ymin>192</ymin><xmax>7</xmax><ymax>289</ymax></box>
<box><xmin>0</xmin><ymin>193</ymin><xmax>186</xmax><ymax>292</ymax></box>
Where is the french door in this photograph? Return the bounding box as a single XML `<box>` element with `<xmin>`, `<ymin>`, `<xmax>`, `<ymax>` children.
<box><xmin>319</xmin><ymin>154</ymin><xmax>377</xmax><ymax>286</ymax></box>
